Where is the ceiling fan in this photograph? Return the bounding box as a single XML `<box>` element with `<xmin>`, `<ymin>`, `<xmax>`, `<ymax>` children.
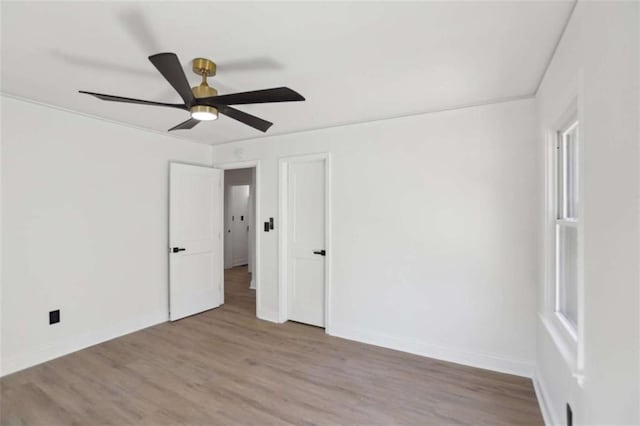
<box><xmin>79</xmin><ymin>52</ymin><xmax>305</xmax><ymax>132</ymax></box>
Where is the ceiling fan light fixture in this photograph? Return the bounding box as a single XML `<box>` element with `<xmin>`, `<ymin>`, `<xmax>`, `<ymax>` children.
<box><xmin>190</xmin><ymin>105</ymin><xmax>218</xmax><ymax>121</ymax></box>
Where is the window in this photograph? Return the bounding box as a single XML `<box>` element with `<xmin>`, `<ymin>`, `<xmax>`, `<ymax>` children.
<box><xmin>554</xmin><ymin>120</ymin><xmax>579</xmax><ymax>335</ymax></box>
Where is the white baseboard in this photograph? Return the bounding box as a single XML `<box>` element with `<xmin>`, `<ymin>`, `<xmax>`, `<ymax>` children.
<box><xmin>533</xmin><ymin>372</ymin><xmax>560</xmax><ymax>426</ymax></box>
<box><xmin>1</xmin><ymin>310</ymin><xmax>167</xmax><ymax>377</ymax></box>
<box><xmin>328</xmin><ymin>323</ymin><xmax>534</xmax><ymax>378</ymax></box>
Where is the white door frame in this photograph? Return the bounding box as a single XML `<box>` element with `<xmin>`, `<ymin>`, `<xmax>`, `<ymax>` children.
<box><xmin>213</xmin><ymin>160</ymin><xmax>261</xmax><ymax>318</ymax></box>
<box><xmin>278</xmin><ymin>153</ymin><xmax>332</xmax><ymax>331</ymax></box>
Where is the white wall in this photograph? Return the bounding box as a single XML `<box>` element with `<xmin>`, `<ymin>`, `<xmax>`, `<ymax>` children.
<box><xmin>535</xmin><ymin>2</ymin><xmax>640</xmax><ymax>424</ymax></box>
<box><xmin>212</xmin><ymin>98</ymin><xmax>539</xmax><ymax>376</ymax></box>
<box><xmin>1</xmin><ymin>96</ymin><xmax>212</xmax><ymax>375</ymax></box>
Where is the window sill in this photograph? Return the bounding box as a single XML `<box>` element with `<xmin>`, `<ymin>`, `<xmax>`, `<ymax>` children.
<box><xmin>539</xmin><ymin>313</ymin><xmax>584</xmax><ymax>386</ymax></box>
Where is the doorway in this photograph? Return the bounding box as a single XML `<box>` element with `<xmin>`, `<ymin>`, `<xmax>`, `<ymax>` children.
<box><xmin>279</xmin><ymin>154</ymin><xmax>331</xmax><ymax>329</ymax></box>
<box><xmin>223</xmin><ymin>167</ymin><xmax>257</xmax><ymax>315</ymax></box>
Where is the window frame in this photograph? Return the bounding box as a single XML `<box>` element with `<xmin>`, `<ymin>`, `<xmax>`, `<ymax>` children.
<box><xmin>543</xmin><ymin>99</ymin><xmax>584</xmax><ymax>384</ymax></box>
<box><xmin>554</xmin><ymin>120</ymin><xmax>579</xmax><ymax>336</ymax></box>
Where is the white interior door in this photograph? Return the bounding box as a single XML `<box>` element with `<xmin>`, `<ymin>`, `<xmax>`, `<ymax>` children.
<box><xmin>169</xmin><ymin>163</ymin><xmax>223</xmax><ymax>321</ymax></box>
<box><xmin>287</xmin><ymin>159</ymin><xmax>326</xmax><ymax>327</ymax></box>
<box><xmin>230</xmin><ymin>185</ymin><xmax>250</xmax><ymax>267</ymax></box>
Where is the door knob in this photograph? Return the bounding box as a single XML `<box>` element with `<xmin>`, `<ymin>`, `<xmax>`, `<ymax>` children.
<box><xmin>172</xmin><ymin>247</ymin><xmax>186</xmax><ymax>253</ymax></box>
<box><xmin>313</xmin><ymin>250</ymin><xmax>326</xmax><ymax>256</ymax></box>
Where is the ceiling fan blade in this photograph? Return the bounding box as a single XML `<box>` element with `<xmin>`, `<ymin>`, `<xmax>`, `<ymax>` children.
<box><xmin>200</xmin><ymin>87</ymin><xmax>305</xmax><ymax>106</ymax></box>
<box><xmin>168</xmin><ymin>118</ymin><xmax>200</xmax><ymax>131</ymax></box>
<box><xmin>79</xmin><ymin>91</ymin><xmax>187</xmax><ymax>110</ymax></box>
<box><xmin>219</xmin><ymin>106</ymin><xmax>273</xmax><ymax>132</ymax></box>
<box><xmin>148</xmin><ymin>53</ymin><xmax>195</xmax><ymax>106</ymax></box>
<box><xmin>118</xmin><ymin>9</ymin><xmax>161</xmax><ymax>54</ymax></box>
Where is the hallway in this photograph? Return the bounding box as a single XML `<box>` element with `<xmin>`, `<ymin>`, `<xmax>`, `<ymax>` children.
<box><xmin>223</xmin><ymin>265</ymin><xmax>255</xmax><ymax>316</ymax></box>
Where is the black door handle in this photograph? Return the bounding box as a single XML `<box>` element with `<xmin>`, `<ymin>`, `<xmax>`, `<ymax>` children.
<box><xmin>313</xmin><ymin>250</ymin><xmax>326</xmax><ymax>256</ymax></box>
<box><xmin>172</xmin><ymin>247</ymin><xmax>186</xmax><ymax>253</ymax></box>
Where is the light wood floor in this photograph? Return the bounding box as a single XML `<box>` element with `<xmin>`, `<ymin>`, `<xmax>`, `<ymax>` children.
<box><xmin>1</xmin><ymin>266</ymin><xmax>542</xmax><ymax>425</ymax></box>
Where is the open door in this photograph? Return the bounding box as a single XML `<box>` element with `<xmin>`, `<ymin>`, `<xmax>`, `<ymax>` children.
<box><xmin>169</xmin><ymin>163</ymin><xmax>223</xmax><ymax>321</ymax></box>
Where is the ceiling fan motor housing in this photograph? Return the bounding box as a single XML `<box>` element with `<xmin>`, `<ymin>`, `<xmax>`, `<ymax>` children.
<box><xmin>191</xmin><ymin>84</ymin><xmax>217</xmax><ymax>99</ymax></box>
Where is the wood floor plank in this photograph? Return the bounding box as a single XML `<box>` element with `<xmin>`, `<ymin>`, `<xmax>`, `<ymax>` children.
<box><xmin>1</xmin><ymin>266</ymin><xmax>542</xmax><ymax>425</ymax></box>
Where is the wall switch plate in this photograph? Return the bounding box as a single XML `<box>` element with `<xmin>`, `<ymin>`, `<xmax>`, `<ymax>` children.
<box><xmin>49</xmin><ymin>310</ymin><xmax>60</xmax><ymax>325</ymax></box>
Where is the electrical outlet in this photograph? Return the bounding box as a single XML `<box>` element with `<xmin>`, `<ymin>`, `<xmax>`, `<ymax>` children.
<box><xmin>566</xmin><ymin>403</ymin><xmax>573</xmax><ymax>426</ymax></box>
<box><xmin>49</xmin><ymin>310</ymin><xmax>60</xmax><ymax>325</ymax></box>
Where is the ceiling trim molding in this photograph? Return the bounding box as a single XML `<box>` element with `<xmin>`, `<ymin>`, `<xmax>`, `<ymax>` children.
<box><xmin>2</xmin><ymin>91</ymin><xmax>535</xmax><ymax>147</ymax></box>
<box><xmin>0</xmin><ymin>91</ymin><xmax>202</xmax><ymax>147</ymax></box>
<box><xmin>212</xmin><ymin>93</ymin><xmax>537</xmax><ymax>147</ymax></box>
<box><xmin>534</xmin><ymin>0</ymin><xmax>579</xmax><ymax>96</ymax></box>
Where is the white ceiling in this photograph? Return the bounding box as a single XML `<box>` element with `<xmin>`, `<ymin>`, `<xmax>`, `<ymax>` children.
<box><xmin>1</xmin><ymin>1</ymin><xmax>574</xmax><ymax>145</ymax></box>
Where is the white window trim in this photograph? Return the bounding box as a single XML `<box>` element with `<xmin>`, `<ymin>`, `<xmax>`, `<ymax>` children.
<box><xmin>543</xmin><ymin>98</ymin><xmax>585</xmax><ymax>386</ymax></box>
